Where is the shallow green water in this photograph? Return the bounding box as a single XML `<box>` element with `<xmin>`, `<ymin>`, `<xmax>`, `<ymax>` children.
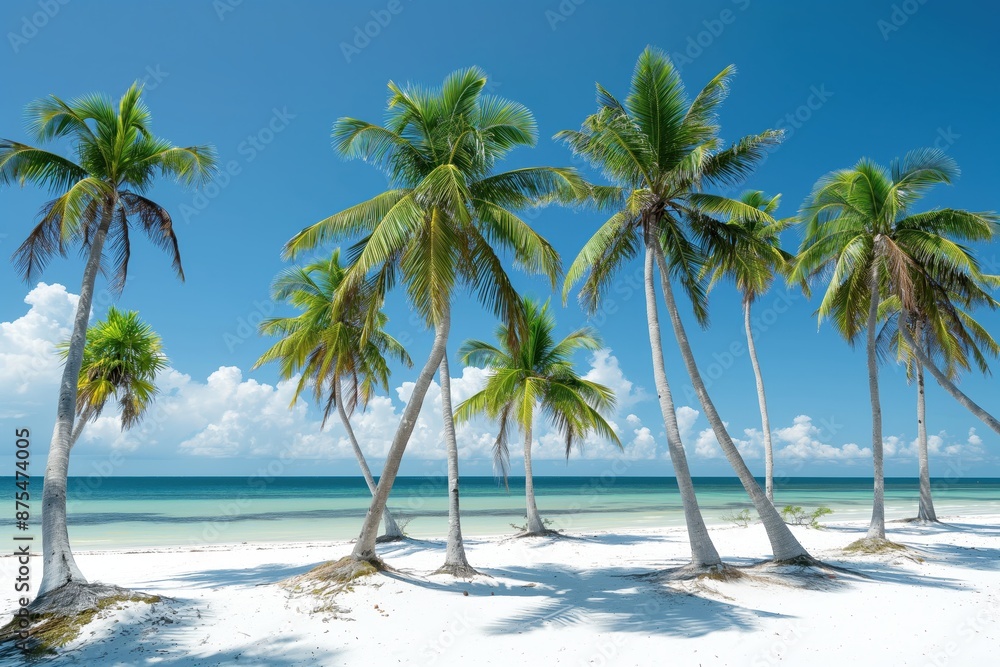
<box><xmin>41</xmin><ymin>476</ymin><xmax>1000</xmax><ymax>549</ymax></box>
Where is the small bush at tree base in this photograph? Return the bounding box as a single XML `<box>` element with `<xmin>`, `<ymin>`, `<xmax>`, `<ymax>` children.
<box><xmin>720</xmin><ymin>509</ymin><xmax>754</xmax><ymax>527</ymax></box>
<box><xmin>809</xmin><ymin>506</ymin><xmax>833</xmax><ymax>528</ymax></box>
<box><xmin>781</xmin><ymin>505</ymin><xmax>833</xmax><ymax>528</ymax></box>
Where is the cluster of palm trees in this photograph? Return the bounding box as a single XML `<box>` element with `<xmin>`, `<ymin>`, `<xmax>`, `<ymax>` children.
<box><xmin>3</xmin><ymin>45</ymin><xmax>999</xmax><ymax>608</ymax></box>
<box><xmin>270</xmin><ymin>46</ymin><xmax>999</xmax><ymax>573</ymax></box>
<box><xmin>275</xmin><ymin>66</ymin><xmax>612</xmax><ymax>575</ymax></box>
<box><xmin>793</xmin><ymin>153</ymin><xmax>1000</xmax><ymax>540</ymax></box>
<box><xmin>1</xmin><ymin>84</ymin><xmax>216</xmax><ymax>599</ymax></box>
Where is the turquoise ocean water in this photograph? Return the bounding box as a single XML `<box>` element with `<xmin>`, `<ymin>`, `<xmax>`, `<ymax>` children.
<box><xmin>36</xmin><ymin>476</ymin><xmax>1000</xmax><ymax>549</ymax></box>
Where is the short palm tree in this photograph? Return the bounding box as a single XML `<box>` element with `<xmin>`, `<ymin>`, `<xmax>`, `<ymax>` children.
<box><xmin>1</xmin><ymin>84</ymin><xmax>215</xmax><ymax>598</ymax></box>
<box><xmin>893</xmin><ymin>273</ymin><xmax>1000</xmax><ymax>437</ymax></box>
<box><xmin>283</xmin><ymin>68</ymin><xmax>583</xmax><ymax>575</ymax></box>
<box><xmin>878</xmin><ymin>276</ymin><xmax>999</xmax><ymax>522</ymax></box>
<box><xmin>455</xmin><ymin>298</ymin><xmax>620</xmax><ymax>536</ymax></box>
<box><xmin>59</xmin><ymin>307</ymin><xmax>168</xmax><ymax>448</ymax></box>
<box><xmin>562</xmin><ymin>47</ymin><xmax>811</xmax><ymax>564</ymax></box>
<box><xmin>253</xmin><ymin>250</ymin><xmax>412</xmax><ymax>539</ymax></box>
<box><xmin>701</xmin><ymin>191</ymin><xmax>794</xmax><ymax>504</ymax></box>
<box><xmin>793</xmin><ymin>148</ymin><xmax>999</xmax><ymax>542</ymax></box>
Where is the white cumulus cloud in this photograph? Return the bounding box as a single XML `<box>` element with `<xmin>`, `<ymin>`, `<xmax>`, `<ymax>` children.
<box><xmin>0</xmin><ymin>283</ymin><xmax>77</xmax><ymax>417</ymax></box>
<box><xmin>883</xmin><ymin>427</ymin><xmax>985</xmax><ymax>459</ymax></box>
<box><xmin>774</xmin><ymin>415</ymin><xmax>871</xmax><ymax>460</ymax></box>
<box><xmin>675</xmin><ymin>405</ymin><xmax>699</xmax><ymax>440</ymax></box>
<box><xmin>692</xmin><ymin>424</ymin><xmax>762</xmax><ymax>460</ymax></box>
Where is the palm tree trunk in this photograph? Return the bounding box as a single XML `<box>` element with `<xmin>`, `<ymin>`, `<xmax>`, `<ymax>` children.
<box><xmin>436</xmin><ymin>352</ymin><xmax>476</xmax><ymax>576</ymax></box>
<box><xmin>522</xmin><ymin>421</ymin><xmax>546</xmax><ymax>535</ymax></box>
<box><xmin>866</xmin><ymin>262</ymin><xmax>886</xmax><ymax>540</ymax></box>
<box><xmin>68</xmin><ymin>405</ymin><xmax>95</xmax><ymax>451</ymax></box>
<box><xmin>38</xmin><ymin>197</ymin><xmax>117</xmax><ymax>597</ymax></box>
<box><xmin>652</xmin><ymin>241</ymin><xmax>809</xmax><ymax>562</ymax></box>
<box><xmin>351</xmin><ymin>307</ymin><xmax>450</xmax><ymax>562</ymax></box>
<box><xmin>334</xmin><ymin>380</ymin><xmax>403</xmax><ymax>539</ymax></box>
<box><xmin>643</xmin><ymin>241</ymin><xmax>721</xmax><ymax>567</ymax></box>
<box><xmin>897</xmin><ymin>310</ymin><xmax>1000</xmax><ymax>436</ymax></box>
<box><xmin>914</xmin><ymin>322</ymin><xmax>937</xmax><ymax>522</ymax></box>
<box><xmin>744</xmin><ymin>300</ymin><xmax>775</xmax><ymax>504</ymax></box>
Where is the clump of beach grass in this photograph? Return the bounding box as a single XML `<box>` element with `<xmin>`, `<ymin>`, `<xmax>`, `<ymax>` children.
<box><xmin>844</xmin><ymin>538</ymin><xmax>908</xmax><ymax>555</ymax></box>
<box><xmin>0</xmin><ymin>584</ymin><xmax>161</xmax><ymax>657</ymax></box>
<box><xmin>281</xmin><ymin>556</ymin><xmax>389</xmax><ymax>615</ymax></box>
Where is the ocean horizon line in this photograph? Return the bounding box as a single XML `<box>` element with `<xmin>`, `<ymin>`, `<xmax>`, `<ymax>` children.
<box><xmin>40</xmin><ymin>474</ymin><xmax>1000</xmax><ymax>481</ymax></box>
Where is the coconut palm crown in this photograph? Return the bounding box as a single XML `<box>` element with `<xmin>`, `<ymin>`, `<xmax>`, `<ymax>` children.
<box><xmin>285</xmin><ymin>67</ymin><xmax>587</xmax><ymax>340</ymax></box>
<box><xmin>58</xmin><ymin>306</ymin><xmax>168</xmax><ymax>444</ymax></box>
<box><xmin>253</xmin><ymin>249</ymin><xmax>411</xmax><ymax>424</ymax></box>
<box><xmin>3</xmin><ymin>82</ymin><xmax>217</xmax><ymax>291</ymax></box>
<box><xmin>456</xmin><ymin>297</ymin><xmax>620</xmax><ymax>479</ymax></box>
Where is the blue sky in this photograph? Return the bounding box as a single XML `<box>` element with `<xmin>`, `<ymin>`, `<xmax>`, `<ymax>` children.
<box><xmin>1</xmin><ymin>0</ymin><xmax>998</xmax><ymax>478</ymax></box>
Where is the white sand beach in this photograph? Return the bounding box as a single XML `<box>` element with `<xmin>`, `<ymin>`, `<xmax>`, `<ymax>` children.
<box><xmin>2</xmin><ymin>515</ymin><xmax>998</xmax><ymax>666</ymax></box>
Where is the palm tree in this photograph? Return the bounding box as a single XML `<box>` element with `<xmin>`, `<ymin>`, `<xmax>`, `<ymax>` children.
<box><xmin>253</xmin><ymin>250</ymin><xmax>412</xmax><ymax>539</ymax></box>
<box><xmin>894</xmin><ymin>270</ymin><xmax>1000</xmax><ymax>436</ymax></box>
<box><xmin>701</xmin><ymin>191</ymin><xmax>793</xmax><ymax>504</ymax></box>
<box><xmin>878</xmin><ymin>279</ymin><xmax>999</xmax><ymax>522</ymax></box>
<box><xmin>59</xmin><ymin>307</ymin><xmax>168</xmax><ymax>448</ymax></box>
<box><xmin>793</xmin><ymin>148</ymin><xmax>998</xmax><ymax>542</ymax></box>
<box><xmin>1</xmin><ymin>84</ymin><xmax>216</xmax><ymax>598</ymax></box>
<box><xmin>283</xmin><ymin>68</ymin><xmax>583</xmax><ymax>574</ymax></box>
<box><xmin>561</xmin><ymin>47</ymin><xmax>810</xmax><ymax>563</ymax></box>
<box><xmin>455</xmin><ymin>298</ymin><xmax>620</xmax><ymax>535</ymax></box>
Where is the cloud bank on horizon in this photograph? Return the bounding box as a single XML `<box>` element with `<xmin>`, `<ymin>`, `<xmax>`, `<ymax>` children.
<box><xmin>0</xmin><ymin>283</ymin><xmax>989</xmax><ymax>473</ymax></box>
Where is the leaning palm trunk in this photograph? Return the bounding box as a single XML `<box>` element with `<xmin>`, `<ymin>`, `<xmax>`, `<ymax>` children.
<box><xmin>435</xmin><ymin>353</ymin><xmax>477</xmax><ymax>576</ymax></box>
<box><xmin>643</xmin><ymin>242</ymin><xmax>721</xmax><ymax>567</ymax></box>
<box><xmin>68</xmin><ymin>406</ymin><xmax>95</xmax><ymax>451</ymax></box>
<box><xmin>38</xmin><ymin>199</ymin><xmax>116</xmax><ymax>597</ymax></box>
<box><xmin>335</xmin><ymin>381</ymin><xmax>404</xmax><ymax>539</ymax></box>
<box><xmin>744</xmin><ymin>301</ymin><xmax>775</xmax><ymax>504</ymax></box>
<box><xmin>653</xmin><ymin>242</ymin><xmax>809</xmax><ymax>561</ymax></box>
<box><xmin>351</xmin><ymin>309</ymin><xmax>451</xmax><ymax>562</ymax></box>
<box><xmin>915</xmin><ymin>354</ymin><xmax>937</xmax><ymax>522</ymax></box>
<box><xmin>522</xmin><ymin>422</ymin><xmax>546</xmax><ymax>535</ymax></box>
<box><xmin>897</xmin><ymin>311</ymin><xmax>1000</xmax><ymax>436</ymax></box>
<box><xmin>866</xmin><ymin>262</ymin><xmax>886</xmax><ymax>540</ymax></box>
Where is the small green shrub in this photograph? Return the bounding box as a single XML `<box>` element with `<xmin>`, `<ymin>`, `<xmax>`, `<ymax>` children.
<box><xmin>809</xmin><ymin>506</ymin><xmax>833</xmax><ymax>529</ymax></box>
<box><xmin>781</xmin><ymin>505</ymin><xmax>833</xmax><ymax>528</ymax></box>
<box><xmin>720</xmin><ymin>509</ymin><xmax>754</xmax><ymax>527</ymax></box>
<box><xmin>780</xmin><ymin>505</ymin><xmax>807</xmax><ymax>524</ymax></box>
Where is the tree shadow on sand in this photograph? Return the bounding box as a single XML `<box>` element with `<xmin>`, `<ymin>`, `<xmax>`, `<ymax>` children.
<box><xmin>819</xmin><ymin>554</ymin><xmax>969</xmax><ymax>589</ymax></box>
<box><xmin>155</xmin><ymin>563</ymin><xmax>317</xmax><ymax>590</ymax></box>
<box><xmin>0</xmin><ymin>594</ymin><xmax>342</xmax><ymax>667</ymax></box>
<box><xmin>534</xmin><ymin>532</ymin><xmax>682</xmax><ymax>548</ymax></box>
<box><xmin>814</xmin><ymin>518</ymin><xmax>1000</xmax><ymax>576</ymax></box>
<box><xmin>379</xmin><ymin>562</ymin><xmax>789</xmax><ymax>638</ymax></box>
<box><xmin>886</xmin><ymin>519</ymin><xmax>1000</xmax><ymax>539</ymax></box>
<box><xmin>371</xmin><ymin>532</ymin><xmax>982</xmax><ymax>639</ymax></box>
<box><xmin>476</xmin><ymin>549</ymin><xmax>986</xmax><ymax>638</ymax></box>
<box><xmin>374</xmin><ymin>537</ymin><xmax>448</xmax><ymax>560</ymax></box>
<box><xmin>904</xmin><ymin>543</ymin><xmax>1000</xmax><ymax>572</ymax></box>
